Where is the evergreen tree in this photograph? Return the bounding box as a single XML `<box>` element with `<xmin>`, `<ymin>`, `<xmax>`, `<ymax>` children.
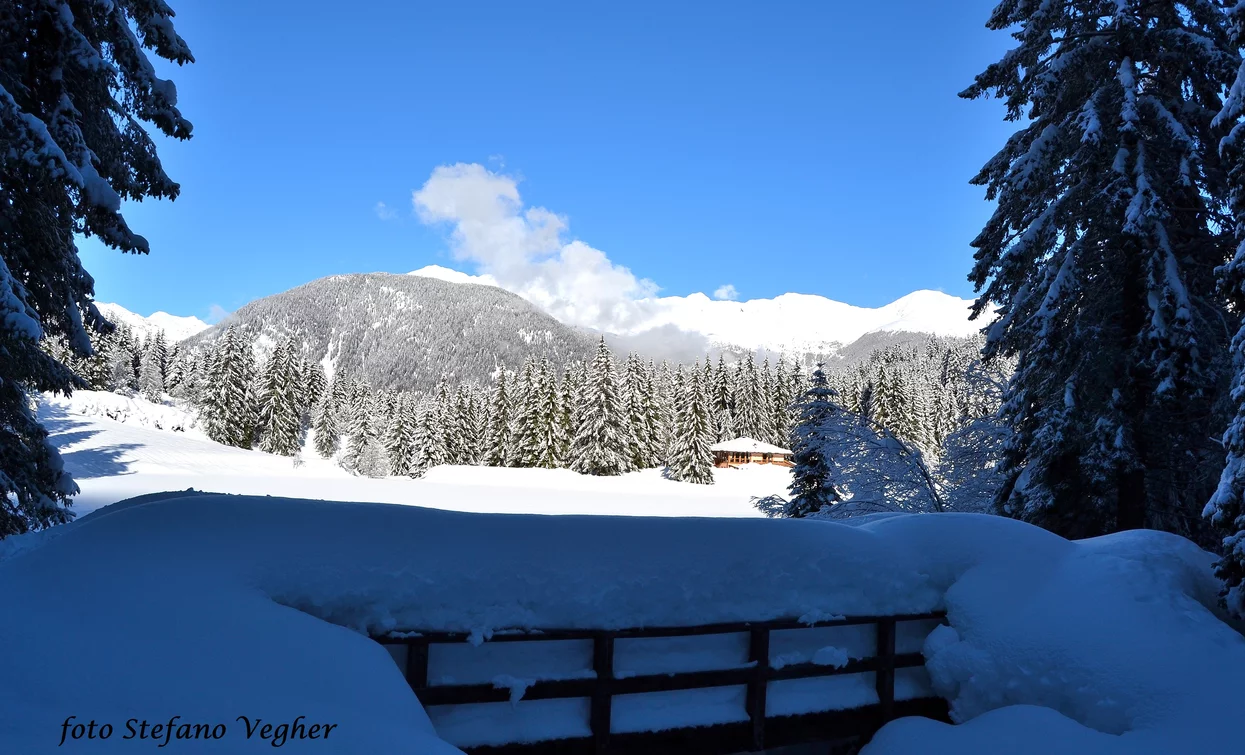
<box><xmin>787</xmin><ymin>365</ymin><xmax>843</xmax><ymax>517</ymax></box>
<box><xmin>964</xmin><ymin>0</ymin><xmax>1235</xmax><ymax>540</ymax></box>
<box><xmin>312</xmin><ymin>393</ymin><xmax>339</xmax><ymax>459</ymax></box>
<box><xmin>732</xmin><ymin>353</ymin><xmax>764</xmax><ymax>439</ymax></box>
<box><xmin>165</xmin><ymin>344</ymin><xmax>184</xmax><ymax>395</ymax></box>
<box><xmin>0</xmin><ymin>0</ymin><xmax>194</xmax><ymax>535</ymax></box>
<box><xmin>485</xmin><ymin>370</ymin><xmax>514</xmax><ymax>467</ymax></box>
<box><xmin>621</xmin><ymin>355</ymin><xmax>656</xmax><ymax>470</ymax></box>
<box><xmin>256</xmin><ymin>342</ymin><xmax>302</xmax><ymax>456</ymax></box>
<box><xmin>383</xmin><ymin>394</ymin><xmax>419</xmax><ymax>476</ymax></box>
<box><xmin>435</xmin><ymin>382</ymin><xmax>469</xmax><ymax>465</ymax></box>
<box><xmin>756</xmin><ymin>357</ymin><xmax>779</xmax><ymax>444</ymax></box>
<box><xmin>107</xmin><ymin>325</ymin><xmax>139</xmax><ymax>392</ymax></box>
<box><xmin>200</xmin><ymin>327</ymin><xmax>257</xmax><ymax>448</ymax></box>
<box><xmin>312</xmin><ymin>373</ymin><xmax>348</xmax><ymax>459</ymax></box>
<box><xmin>139</xmin><ymin>332</ymin><xmax>167</xmax><ymax>402</ymax></box>
<box><xmin>666</xmin><ymin>363</ymin><xmax>715</xmax><ymax>484</ymax></box>
<box><xmin>530</xmin><ymin>359</ymin><xmax>567</xmax><ymax>468</ymax></box>
<box><xmin>770</xmin><ymin>357</ymin><xmax>796</xmax><ymax>447</ymax></box>
<box><xmin>1206</xmin><ymin>6</ymin><xmax>1245</xmax><ymax>617</ymax></box>
<box><xmin>509</xmin><ymin>359</ymin><xmax>540</xmax><ymax>467</ymax></box>
<box><xmin>412</xmin><ymin>398</ymin><xmax>448</xmax><ymax>476</ymax></box>
<box><xmin>341</xmin><ymin>387</ymin><xmax>384</xmax><ymax>477</ymax></box>
<box><xmin>570</xmin><ymin>338</ymin><xmax>629</xmax><ymax>476</ymax></box>
<box><xmin>710</xmin><ymin>355</ymin><xmax>735</xmax><ymax>442</ymax></box>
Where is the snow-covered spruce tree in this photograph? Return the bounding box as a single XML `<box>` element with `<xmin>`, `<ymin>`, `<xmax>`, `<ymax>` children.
<box><xmin>484</xmin><ymin>369</ymin><xmax>513</xmax><ymax>467</ymax></box>
<box><xmin>106</xmin><ymin>324</ymin><xmax>139</xmax><ymax>392</ymax></box>
<box><xmin>710</xmin><ymin>355</ymin><xmax>735</xmax><ymax>442</ymax></box>
<box><xmin>770</xmin><ymin>357</ymin><xmax>796</xmax><ymax>447</ymax></box>
<box><xmin>666</xmin><ymin>363</ymin><xmax>715</xmax><ymax>485</ymax></box>
<box><xmin>964</xmin><ymin>1</ymin><xmax>1236</xmax><ymax>541</ymax></box>
<box><xmin>382</xmin><ymin>394</ymin><xmax>418</xmax><ymax>476</ymax></box>
<box><xmin>256</xmin><ymin>342</ymin><xmax>302</xmax><ymax>456</ymax></box>
<box><xmin>311</xmin><ymin>393</ymin><xmax>339</xmax><ymax>459</ymax></box>
<box><xmin>0</xmin><ymin>258</ymin><xmax>78</xmax><ymax>535</ymax></box>
<box><xmin>138</xmin><ymin>332</ymin><xmax>167</xmax><ymax>402</ymax></box>
<box><xmin>786</xmin><ymin>364</ymin><xmax>843</xmax><ymax>517</ymax></box>
<box><xmin>411</xmin><ymin>398</ymin><xmax>448</xmax><ymax>477</ymax></box>
<box><xmin>200</xmin><ymin>326</ymin><xmax>257</xmax><ymax>448</ymax></box>
<box><xmin>621</xmin><ymin>355</ymin><xmax>656</xmax><ymax>470</ymax></box>
<box><xmin>509</xmin><ymin>358</ymin><xmax>539</xmax><ymax>467</ymax></box>
<box><xmin>570</xmin><ymin>338</ymin><xmax>630</xmax><ymax>476</ymax></box>
<box><xmin>756</xmin><ymin>358</ymin><xmax>779</xmax><ymax>445</ymax></box>
<box><xmin>435</xmin><ymin>382</ymin><xmax>470</xmax><ymax>465</ymax></box>
<box><xmin>164</xmin><ymin>343</ymin><xmax>183</xmax><ymax>395</ymax></box>
<box><xmin>0</xmin><ymin>0</ymin><xmax>193</xmax><ymax>534</ymax></box>
<box><xmin>342</xmin><ymin>388</ymin><xmax>383</xmax><ymax>476</ymax></box>
<box><xmin>1205</xmin><ymin>4</ymin><xmax>1245</xmax><ymax>616</ymax></box>
<box><xmin>732</xmin><ymin>353</ymin><xmax>763</xmax><ymax>440</ymax></box>
<box><xmin>529</xmin><ymin>359</ymin><xmax>567</xmax><ymax>468</ymax></box>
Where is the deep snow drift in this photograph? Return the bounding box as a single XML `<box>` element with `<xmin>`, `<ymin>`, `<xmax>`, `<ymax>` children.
<box><xmin>39</xmin><ymin>391</ymin><xmax>790</xmax><ymax>519</ymax></box>
<box><xmin>2</xmin><ymin>491</ymin><xmax>1240</xmax><ymax>754</ymax></box>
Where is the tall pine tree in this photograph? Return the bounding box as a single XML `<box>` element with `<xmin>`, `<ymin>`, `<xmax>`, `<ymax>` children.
<box><xmin>570</xmin><ymin>338</ymin><xmax>629</xmax><ymax>476</ymax></box>
<box><xmin>787</xmin><ymin>364</ymin><xmax>843</xmax><ymax>517</ymax></box>
<box><xmin>1205</xmin><ymin>4</ymin><xmax>1245</xmax><ymax>617</ymax></box>
<box><xmin>1</xmin><ymin>0</ymin><xmax>194</xmax><ymax>535</ymax></box>
<box><xmin>666</xmin><ymin>363</ymin><xmax>715</xmax><ymax>485</ymax></box>
<box><xmin>964</xmin><ymin>0</ymin><xmax>1235</xmax><ymax>540</ymax></box>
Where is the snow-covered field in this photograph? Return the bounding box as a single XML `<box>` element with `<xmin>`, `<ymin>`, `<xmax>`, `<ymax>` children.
<box><xmin>11</xmin><ymin>391</ymin><xmax>1245</xmax><ymax>755</ymax></box>
<box><xmin>39</xmin><ymin>391</ymin><xmax>791</xmax><ymax>519</ymax></box>
<box><xmin>2</xmin><ymin>490</ymin><xmax>1241</xmax><ymax>754</ymax></box>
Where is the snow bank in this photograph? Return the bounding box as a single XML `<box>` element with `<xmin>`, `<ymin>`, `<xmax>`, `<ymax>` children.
<box><xmin>3</xmin><ymin>492</ymin><xmax>1240</xmax><ymax>753</ymax></box>
<box><xmin>861</xmin><ymin>520</ymin><xmax>1243</xmax><ymax>755</ymax></box>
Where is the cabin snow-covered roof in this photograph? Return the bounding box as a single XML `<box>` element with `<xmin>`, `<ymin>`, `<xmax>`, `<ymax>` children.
<box><xmin>709</xmin><ymin>437</ymin><xmax>793</xmax><ymax>455</ymax></box>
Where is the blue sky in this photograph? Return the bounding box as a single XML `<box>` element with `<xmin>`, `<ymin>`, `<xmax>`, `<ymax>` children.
<box><xmin>80</xmin><ymin>0</ymin><xmax>1015</xmax><ymax>323</ymax></box>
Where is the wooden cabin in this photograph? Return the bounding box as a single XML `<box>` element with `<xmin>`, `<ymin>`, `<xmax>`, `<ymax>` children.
<box><xmin>711</xmin><ymin>437</ymin><xmax>794</xmax><ymax>468</ymax></box>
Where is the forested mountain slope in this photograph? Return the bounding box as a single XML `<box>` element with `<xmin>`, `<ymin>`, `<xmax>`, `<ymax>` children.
<box><xmin>184</xmin><ymin>273</ymin><xmax>597</xmax><ymax>390</ymax></box>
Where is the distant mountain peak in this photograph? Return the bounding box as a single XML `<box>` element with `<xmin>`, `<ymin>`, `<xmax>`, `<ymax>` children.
<box><xmin>184</xmin><ymin>272</ymin><xmax>595</xmax><ymax>391</ymax></box>
<box><xmin>95</xmin><ymin>302</ymin><xmax>210</xmax><ymax>342</ymax></box>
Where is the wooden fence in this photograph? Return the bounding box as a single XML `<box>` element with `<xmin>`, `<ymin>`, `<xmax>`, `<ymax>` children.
<box><xmin>373</xmin><ymin>611</ymin><xmax>949</xmax><ymax>754</ymax></box>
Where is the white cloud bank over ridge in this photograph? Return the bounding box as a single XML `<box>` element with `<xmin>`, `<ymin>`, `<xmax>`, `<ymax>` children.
<box><xmin>411</xmin><ymin>163</ymin><xmax>987</xmax><ymax>354</ymax></box>
<box><xmin>413</xmin><ymin>163</ymin><xmax>658</xmax><ymax>334</ymax></box>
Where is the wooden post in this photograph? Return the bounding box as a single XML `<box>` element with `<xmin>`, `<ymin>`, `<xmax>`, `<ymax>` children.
<box><xmin>875</xmin><ymin>618</ymin><xmax>896</xmax><ymax>721</ymax></box>
<box><xmin>746</xmin><ymin>627</ymin><xmax>769</xmax><ymax>751</ymax></box>
<box><xmin>406</xmin><ymin>639</ymin><xmax>429</xmax><ymax>696</ymax></box>
<box><xmin>591</xmin><ymin>632</ymin><xmax>614</xmax><ymax>754</ymax></box>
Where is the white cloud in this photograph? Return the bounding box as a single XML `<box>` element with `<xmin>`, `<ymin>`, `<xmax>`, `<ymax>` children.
<box><xmin>713</xmin><ymin>284</ymin><xmax>739</xmax><ymax>301</ymax></box>
<box><xmin>413</xmin><ymin>163</ymin><xmax>659</xmax><ymax>332</ymax></box>
<box><xmin>374</xmin><ymin>201</ymin><xmax>398</xmax><ymax>221</ymax></box>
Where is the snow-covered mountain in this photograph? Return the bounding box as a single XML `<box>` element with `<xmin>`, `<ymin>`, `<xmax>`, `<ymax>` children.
<box><xmin>95</xmin><ymin>301</ymin><xmax>210</xmax><ymax>342</ymax></box>
<box><xmin>624</xmin><ymin>288</ymin><xmax>984</xmax><ymax>356</ymax></box>
<box><xmin>416</xmin><ymin>264</ymin><xmax>985</xmax><ymax>357</ymax></box>
<box><xmin>184</xmin><ymin>272</ymin><xmax>597</xmax><ymax>391</ymax></box>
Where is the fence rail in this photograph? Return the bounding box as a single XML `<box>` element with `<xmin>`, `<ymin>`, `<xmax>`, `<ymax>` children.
<box><xmin>373</xmin><ymin>611</ymin><xmax>949</xmax><ymax>754</ymax></box>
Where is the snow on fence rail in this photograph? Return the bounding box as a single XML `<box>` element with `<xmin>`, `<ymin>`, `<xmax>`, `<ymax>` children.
<box><xmin>373</xmin><ymin>611</ymin><xmax>950</xmax><ymax>753</ymax></box>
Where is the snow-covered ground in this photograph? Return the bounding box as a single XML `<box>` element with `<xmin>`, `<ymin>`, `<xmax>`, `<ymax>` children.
<box><xmin>14</xmin><ymin>391</ymin><xmax>1245</xmax><ymax>754</ymax></box>
<box><xmin>1</xmin><ymin>490</ymin><xmax>1240</xmax><ymax>754</ymax></box>
<box><xmin>39</xmin><ymin>391</ymin><xmax>791</xmax><ymax>519</ymax></box>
